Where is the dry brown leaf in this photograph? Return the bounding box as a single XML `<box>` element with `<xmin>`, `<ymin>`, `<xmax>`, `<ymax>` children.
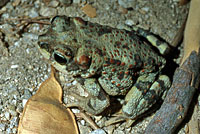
<box><xmin>81</xmin><ymin>3</ymin><xmax>97</xmax><ymax>18</ymax></box>
<box><xmin>18</xmin><ymin>66</ymin><xmax>79</xmax><ymax>134</ymax></box>
<box><xmin>181</xmin><ymin>0</ymin><xmax>200</xmax><ymax>64</ymax></box>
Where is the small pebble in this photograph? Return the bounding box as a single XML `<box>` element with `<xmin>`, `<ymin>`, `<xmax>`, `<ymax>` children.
<box><xmin>11</xmin><ymin>65</ymin><xmax>19</xmax><ymax>69</ymax></box>
<box><xmin>125</xmin><ymin>19</ymin><xmax>135</xmax><ymax>26</ymax></box>
<box><xmin>113</xmin><ymin>130</ymin><xmax>125</xmax><ymax>134</ymax></box>
<box><xmin>39</xmin><ymin>6</ymin><xmax>57</xmax><ymax>16</ymax></box>
<box><xmin>141</xmin><ymin>7</ymin><xmax>149</xmax><ymax>12</ymax></box>
<box><xmin>6</xmin><ymin>127</ymin><xmax>11</xmax><ymax>133</ymax></box>
<box><xmin>9</xmin><ymin>110</ymin><xmax>18</xmax><ymax>116</ymax></box>
<box><xmin>12</xmin><ymin>128</ymin><xmax>17</xmax><ymax>133</ymax></box>
<box><xmin>89</xmin><ymin>129</ymin><xmax>106</xmax><ymax>134</ymax></box>
<box><xmin>94</xmin><ymin>115</ymin><xmax>102</xmax><ymax>122</ymax></box>
<box><xmin>118</xmin><ymin>6</ymin><xmax>128</xmax><ymax>14</ymax></box>
<box><xmin>71</xmin><ymin>108</ymin><xmax>80</xmax><ymax>114</ymax></box>
<box><xmin>23</xmin><ymin>89</ymin><xmax>32</xmax><ymax>99</ymax></box>
<box><xmin>72</xmin><ymin>80</ymin><xmax>77</xmax><ymax>85</ymax></box>
<box><xmin>22</xmin><ymin>99</ymin><xmax>28</xmax><ymax>107</ymax></box>
<box><xmin>59</xmin><ymin>0</ymin><xmax>72</xmax><ymax>5</ymax></box>
<box><xmin>118</xmin><ymin>0</ymin><xmax>134</xmax><ymax>8</ymax></box>
<box><xmin>48</xmin><ymin>0</ymin><xmax>59</xmax><ymax>7</ymax></box>
<box><xmin>0</xmin><ymin>123</ymin><xmax>6</xmax><ymax>131</ymax></box>
<box><xmin>10</xmin><ymin>117</ymin><xmax>19</xmax><ymax>126</ymax></box>
<box><xmin>5</xmin><ymin>112</ymin><xmax>10</xmax><ymax>120</ymax></box>
<box><xmin>16</xmin><ymin>106</ymin><xmax>23</xmax><ymax>113</ymax></box>
<box><xmin>59</xmin><ymin>75</ymin><xmax>65</xmax><ymax>82</ymax></box>
<box><xmin>105</xmin><ymin>125</ymin><xmax>115</xmax><ymax>134</ymax></box>
<box><xmin>66</xmin><ymin>83</ymin><xmax>72</xmax><ymax>86</ymax></box>
<box><xmin>73</xmin><ymin>0</ymin><xmax>81</xmax><ymax>4</ymax></box>
<box><xmin>63</xmin><ymin>97</ymin><xmax>68</xmax><ymax>104</ymax></box>
<box><xmin>28</xmin><ymin>8</ymin><xmax>39</xmax><ymax>18</ymax></box>
<box><xmin>80</xmin><ymin>120</ymin><xmax>85</xmax><ymax>126</ymax></box>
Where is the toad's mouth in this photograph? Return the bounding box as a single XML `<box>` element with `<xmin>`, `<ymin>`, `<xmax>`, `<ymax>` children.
<box><xmin>51</xmin><ymin>59</ymin><xmax>83</xmax><ymax>75</ymax></box>
<box><xmin>51</xmin><ymin>55</ymin><xmax>91</xmax><ymax>77</ymax></box>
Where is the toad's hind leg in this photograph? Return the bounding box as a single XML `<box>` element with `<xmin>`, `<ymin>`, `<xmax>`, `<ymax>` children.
<box><xmin>123</xmin><ymin>25</ymin><xmax>171</xmax><ymax>55</ymax></box>
<box><xmin>122</xmin><ymin>74</ymin><xmax>170</xmax><ymax>119</ymax></box>
<box><xmin>133</xmin><ymin>27</ymin><xmax>170</xmax><ymax>55</ymax></box>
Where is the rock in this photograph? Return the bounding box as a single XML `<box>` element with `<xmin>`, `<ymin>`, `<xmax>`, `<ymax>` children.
<box><xmin>10</xmin><ymin>117</ymin><xmax>19</xmax><ymax>127</ymax></box>
<box><xmin>80</xmin><ymin>120</ymin><xmax>85</xmax><ymax>126</ymax></box>
<box><xmin>10</xmin><ymin>65</ymin><xmax>19</xmax><ymax>69</ymax></box>
<box><xmin>23</xmin><ymin>89</ymin><xmax>32</xmax><ymax>99</ymax></box>
<box><xmin>59</xmin><ymin>0</ymin><xmax>72</xmax><ymax>5</ymax></box>
<box><xmin>141</xmin><ymin>7</ymin><xmax>149</xmax><ymax>12</ymax></box>
<box><xmin>73</xmin><ymin>0</ymin><xmax>81</xmax><ymax>4</ymax></box>
<box><xmin>22</xmin><ymin>99</ymin><xmax>28</xmax><ymax>107</ymax></box>
<box><xmin>0</xmin><ymin>123</ymin><xmax>6</xmax><ymax>131</ymax></box>
<box><xmin>39</xmin><ymin>6</ymin><xmax>57</xmax><ymax>17</ymax></box>
<box><xmin>118</xmin><ymin>0</ymin><xmax>134</xmax><ymax>8</ymax></box>
<box><xmin>28</xmin><ymin>8</ymin><xmax>39</xmax><ymax>18</ymax></box>
<box><xmin>71</xmin><ymin>108</ymin><xmax>80</xmax><ymax>114</ymax></box>
<box><xmin>48</xmin><ymin>0</ymin><xmax>59</xmax><ymax>7</ymax></box>
<box><xmin>114</xmin><ymin>130</ymin><xmax>125</xmax><ymax>134</ymax></box>
<box><xmin>6</xmin><ymin>127</ymin><xmax>11</xmax><ymax>133</ymax></box>
<box><xmin>0</xmin><ymin>0</ymin><xmax>9</xmax><ymax>7</ymax></box>
<box><xmin>12</xmin><ymin>128</ymin><xmax>17</xmax><ymax>133</ymax></box>
<box><xmin>89</xmin><ymin>129</ymin><xmax>106</xmax><ymax>134</ymax></box>
<box><xmin>125</xmin><ymin>19</ymin><xmax>135</xmax><ymax>26</ymax></box>
<box><xmin>4</xmin><ymin>112</ymin><xmax>10</xmax><ymax>120</ymax></box>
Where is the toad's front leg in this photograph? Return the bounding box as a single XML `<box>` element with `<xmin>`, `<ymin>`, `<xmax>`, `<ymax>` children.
<box><xmin>67</xmin><ymin>78</ymin><xmax>110</xmax><ymax>115</ymax></box>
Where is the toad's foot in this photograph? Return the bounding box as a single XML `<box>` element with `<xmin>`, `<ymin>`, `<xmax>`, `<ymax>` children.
<box><xmin>104</xmin><ymin>111</ymin><xmax>136</xmax><ymax>128</ymax></box>
<box><xmin>104</xmin><ymin>115</ymin><xmax>127</xmax><ymax>126</ymax></box>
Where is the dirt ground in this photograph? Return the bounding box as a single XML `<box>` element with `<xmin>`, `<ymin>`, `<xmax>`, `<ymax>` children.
<box><xmin>0</xmin><ymin>0</ymin><xmax>195</xmax><ymax>134</ymax></box>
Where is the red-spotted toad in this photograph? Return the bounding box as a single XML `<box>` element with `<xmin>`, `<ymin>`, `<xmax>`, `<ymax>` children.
<box><xmin>38</xmin><ymin>16</ymin><xmax>171</xmax><ymax>119</ymax></box>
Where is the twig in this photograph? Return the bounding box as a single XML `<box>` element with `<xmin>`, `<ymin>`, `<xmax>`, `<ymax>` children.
<box><xmin>170</xmin><ymin>18</ymin><xmax>187</xmax><ymax>47</ymax></box>
<box><xmin>16</xmin><ymin>20</ymin><xmax>50</xmax><ymax>27</ymax></box>
<box><xmin>6</xmin><ymin>16</ymin><xmax>51</xmax><ymax>27</ymax></box>
<box><xmin>6</xmin><ymin>16</ymin><xmax>51</xmax><ymax>21</ymax></box>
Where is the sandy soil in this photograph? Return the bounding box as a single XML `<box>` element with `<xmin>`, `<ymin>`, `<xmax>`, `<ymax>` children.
<box><xmin>0</xmin><ymin>0</ymin><xmax>193</xmax><ymax>134</ymax></box>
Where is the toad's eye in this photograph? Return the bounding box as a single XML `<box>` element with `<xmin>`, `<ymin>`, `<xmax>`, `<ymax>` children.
<box><xmin>53</xmin><ymin>52</ymin><xmax>68</xmax><ymax>65</ymax></box>
<box><xmin>53</xmin><ymin>47</ymin><xmax>73</xmax><ymax>65</ymax></box>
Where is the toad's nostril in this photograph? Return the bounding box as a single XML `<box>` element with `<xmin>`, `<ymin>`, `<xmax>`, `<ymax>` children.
<box><xmin>39</xmin><ymin>42</ymin><xmax>49</xmax><ymax>49</ymax></box>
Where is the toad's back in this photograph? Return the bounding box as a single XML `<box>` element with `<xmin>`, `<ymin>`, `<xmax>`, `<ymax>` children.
<box><xmin>75</xmin><ymin>19</ymin><xmax>166</xmax><ymax>71</ymax></box>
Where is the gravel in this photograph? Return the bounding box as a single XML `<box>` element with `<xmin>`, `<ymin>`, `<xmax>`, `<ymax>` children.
<box><xmin>0</xmin><ymin>0</ymin><xmax>192</xmax><ymax>134</ymax></box>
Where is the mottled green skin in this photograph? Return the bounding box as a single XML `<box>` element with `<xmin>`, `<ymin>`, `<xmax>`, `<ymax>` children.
<box><xmin>38</xmin><ymin>16</ymin><xmax>171</xmax><ymax>119</ymax></box>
